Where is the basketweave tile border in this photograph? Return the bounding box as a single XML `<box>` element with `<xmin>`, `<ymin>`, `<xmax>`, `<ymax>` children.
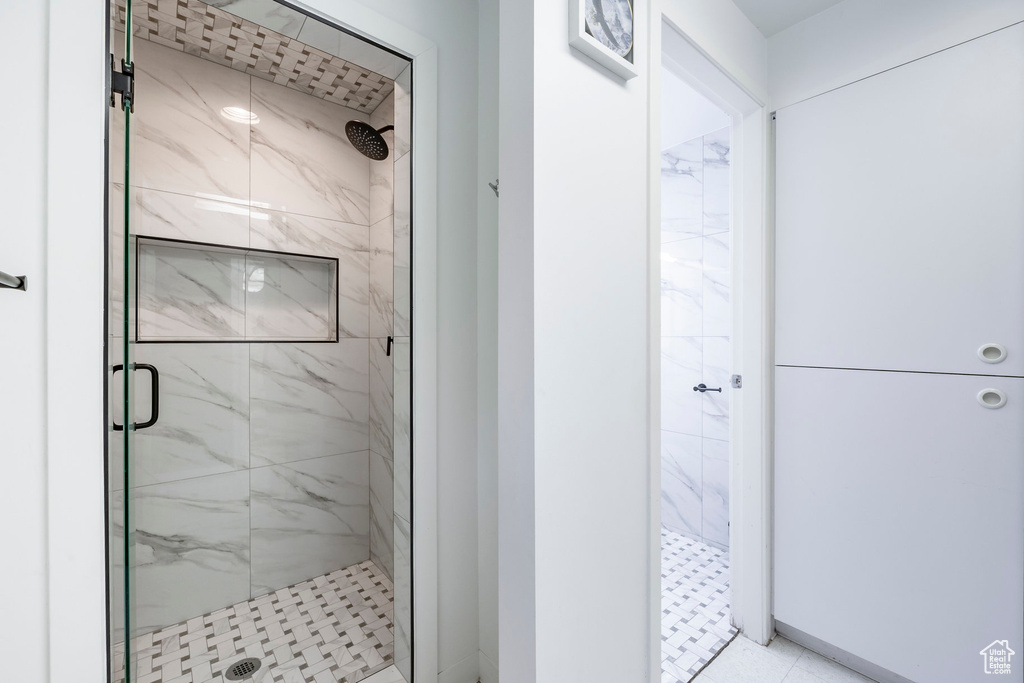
<box><xmin>112</xmin><ymin>0</ymin><xmax>395</xmax><ymax>114</ymax></box>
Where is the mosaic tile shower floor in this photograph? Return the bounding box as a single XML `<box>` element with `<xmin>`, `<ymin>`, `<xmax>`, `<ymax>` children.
<box><xmin>662</xmin><ymin>527</ymin><xmax>737</xmax><ymax>683</ymax></box>
<box><xmin>113</xmin><ymin>560</ymin><xmax>393</xmax><ymax>683</ymax></box>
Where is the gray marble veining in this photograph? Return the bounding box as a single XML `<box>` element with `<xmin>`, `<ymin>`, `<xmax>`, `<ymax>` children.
<box><xmin>662</xmin><ymin>431</ymin><xmax>703</xmax><ymax>539</ymax></box>
<box><xmin>250</xmin><ymin>341</ymin><xmax>370</xmax><ymax>467</ymax></box>
<box><xmin>702</xmin><ymin>336</ymin><xmax>731</xmax><ymax>442</ymax></box>
<box><xmin>661</xmin><ymin>237</ymin><xmax>703</xmax><ymax>337</ymax></box>
<box><xmin>108</xmin><ymin>184</ymin><xmax>127</xmax><ymax>340</ymax></box>
<box><xmin>119</xmin><ymin>471</ymin><xmax>252</xmax><ymax>635</ymax></box>
<box><xmin>661</xmin><ymin>138</ymin><xmax>703</xmax><ymax>243</ymax></box>
<box><xmin>701</xmin><ymin>456</ymin><xmax>729</xmax><ymax>548</ymax></box>
<box><xmin>392</xmin><ymin>338</ymin><xmax>411</xmax><ymax>523</ymax></box>
<box><xmin>369</xmin><ymin>92</ymin><xmax>395</xmax><ymax>226</ymax></box>
<box><xmin>137</xmin><ymin>242</ymin><xmax>246</xmax><ymax>340</ymax></box>
<box><xmin>369</xmin><ymin>337</ymin><xmax>395</xmax><ymax>461</ymax></box>
<box><xmin>393</xmin><ymin>153</ymin><xmax>411</xmax><ymax>337</ymax></box>
<box><xmin>702</xmin><ymin>232</ymin><xmax>731</xmax><ymax>337</ymax></box>
<box><xmin>130</xmin><ymin>37</ymin><xmax>252</xmax><ymax>202</ymax></box>
<box><xmin>393</xmin><ymin>153</ymin><xmax>411</xmax><ymax>270</ymax></box>
<box><xmin>108</xmin><ymin>21</ymin><xmax>410</xmax><ymax>641</ymax></box>
<box><xmin>369</xmin><ymin>450</ymin><xmax>395</xmax><ymax>582</ymax></box>
<box><xmin>250</xmin><ymin>209</ymin><xmax>370</xmax><ymax>338</ymax></box>
<box><xmin>661</xmin><ymin>336</ymin><xmax>703</xmax><ymax>438</ymax></box>
<box><xmin>250</xmin><ymin>452</ymin><xmax>370</xmax><ymax>595</ymax></box>
<box><xmin>369</xmin><ymin>216</ymin><xmax>395</xmax><ymax>338</ymax></box>
<box><xmin>132</xmin><ymin>344</ymin><xmax>249</xmax><ymax>488</ymax></box>
<box><xmin>393</xmin><ymin>513</ymin><xmax>412</xmax><ymax>683</ymax></box>
<box><xmin>245</xmin><ymin>254</ymin><xmax>335</xmax><ymax>340</ymax></box>
<box><xmin>134</xmin><ymin>186</ymin><xmax>250</xmax><ymax>247</ymax></box>
<box><xmin>703</xmin><ymin>127</ymin><xmax>731</xmax><ymax>235</ymax></box>
<box><xmin>250</xmin><ymin>77</ymin><xmax>371</xmax><ymax>224</ymax></box>
<box><xmin>661</xmin><ymin>128</ymin><xmax>732</xmax><ymax>550</ymax></box>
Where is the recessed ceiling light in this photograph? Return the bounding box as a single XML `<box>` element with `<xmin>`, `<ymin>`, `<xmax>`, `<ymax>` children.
<box><xmin>221</xmin><ymin>106</ymin><xmax>259</xmax><ymax>124</ymax></box>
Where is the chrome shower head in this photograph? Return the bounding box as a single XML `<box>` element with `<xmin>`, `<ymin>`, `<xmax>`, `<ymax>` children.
<box><xmin>345</xmin><ymin>121</ymin><xmax>393</xmax><ymax>161</ymax></box>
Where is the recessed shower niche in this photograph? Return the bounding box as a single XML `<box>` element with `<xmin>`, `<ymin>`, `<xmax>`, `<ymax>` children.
<box><xmin>136</xmin><ymin>236</ymin><xmax>340</xmax><ymax>342</ymax></box>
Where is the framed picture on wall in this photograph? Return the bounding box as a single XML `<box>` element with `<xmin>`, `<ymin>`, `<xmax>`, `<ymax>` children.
<box><xmin>569</xmin><ymin>0</ymin><xmax>638</xmax><ymax>80</ymax></box>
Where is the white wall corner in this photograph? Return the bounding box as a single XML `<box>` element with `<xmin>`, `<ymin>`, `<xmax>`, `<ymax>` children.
<box><xmin>478</xmin><ymin>649</ymin><xmax>499</xmax><ymax>683</ymax></box>
<box><xmin>437</xmin><ymin>651</ymin><xmax>482</xmax><ymax>683</ymax></box>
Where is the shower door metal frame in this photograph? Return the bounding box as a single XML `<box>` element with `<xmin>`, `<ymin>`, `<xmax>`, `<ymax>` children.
<box><xmin>45</xmin><ymin>1</ymin><xmax>441</xmax><ymax>682</ymax></box>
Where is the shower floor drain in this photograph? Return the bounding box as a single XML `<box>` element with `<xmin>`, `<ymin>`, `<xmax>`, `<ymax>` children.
<box><xmin>224</xmin><ymin>657</ymin><xmax>262</xmax><ymax>680</ymax></box>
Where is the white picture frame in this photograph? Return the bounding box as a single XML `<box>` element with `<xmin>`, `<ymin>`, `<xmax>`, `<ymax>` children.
<box><xmin>569</xmin><ymin>0</ymin><xmax>638</xmax><ymax>80</ymax></box>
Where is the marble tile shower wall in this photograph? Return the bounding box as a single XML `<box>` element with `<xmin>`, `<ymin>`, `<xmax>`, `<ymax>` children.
<box><xmin>660</xmin><ymin>127</ymin><xmax>731</xmax><ymax>550</ymax></box>
<box><xmin>107</xmin><ymin>33</ymin><xmax>408</xmax><ymax>637</ymax></box>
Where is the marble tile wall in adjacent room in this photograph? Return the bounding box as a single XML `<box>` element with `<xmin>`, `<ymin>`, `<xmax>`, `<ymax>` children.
<box><xmin>660</xmin><ymin>125</ymin><xmax>732</xmax><ymax>550</ymax></box>
<box><xmin>109</xmin><ymin>25</ymin><xmax>403</xmax><ymax>636</ymax></box>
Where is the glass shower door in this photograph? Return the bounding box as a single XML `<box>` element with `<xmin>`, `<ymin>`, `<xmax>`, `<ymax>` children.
<box><xmin>109</xmin><ymin>2</ymin><xmax>142</xmax><ymax>680</ymax></box>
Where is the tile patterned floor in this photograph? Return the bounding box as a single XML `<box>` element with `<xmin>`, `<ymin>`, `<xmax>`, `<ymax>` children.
<box><xmin>661</xmin><ymin>527</ymin><xmax>737</xmax><ymax>683</ymax></box>
<box><xmin>113</xmin><ymin>560</ymin><xmax>394</xmax><ymax>683</ymax></box>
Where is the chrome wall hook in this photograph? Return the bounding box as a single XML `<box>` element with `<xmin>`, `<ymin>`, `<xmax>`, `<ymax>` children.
<box><xmin>488</xmin><ymin>179</ymin><xmax>499</xmax><ymax>197</ymax></box>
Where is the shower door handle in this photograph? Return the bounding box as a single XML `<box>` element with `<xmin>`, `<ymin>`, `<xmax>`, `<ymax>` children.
<box><xmin>135</xmin><ymin>364</ymin><xmax>160</xmax><ymax>429</ymax></box>
<box><xmin>112</xmin><ymin>363</ymin><xmax>160</xmax><ymax>431</ymax></box>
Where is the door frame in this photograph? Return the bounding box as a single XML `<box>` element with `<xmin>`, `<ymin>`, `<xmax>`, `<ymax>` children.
<box><xmin>646</xmin><ymin>4</ymin><xmax>774</xmax><ymax>677</ymax></box>
<box><xmin>45</xmin><ymin>1</ymin><xmax>440</xmax><ymax>681</ymax></box>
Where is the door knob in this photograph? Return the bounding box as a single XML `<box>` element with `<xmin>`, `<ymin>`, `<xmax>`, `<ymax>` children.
<box><xmin>693</xmin><ymin>383</ymin><xmax>722</xmax><ymax>393</ymax></box>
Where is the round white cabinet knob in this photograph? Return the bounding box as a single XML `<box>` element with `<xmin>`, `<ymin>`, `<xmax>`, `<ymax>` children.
<box><xmin>978</xmin><ymin>388</ymin><xmax>1007</xmax><ymax>409</ymax></box>
<box><xmin>978</xmin><ymin>343</ymin><xmax>1007</xmax><ymax>364</ymax></box>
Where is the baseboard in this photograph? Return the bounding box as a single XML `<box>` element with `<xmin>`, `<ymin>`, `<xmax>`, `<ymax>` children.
<box><xmin>775</xmin><ymin>622</ymin><xmax>916</xmax><ymax>683</ymax></box>
<box><xmin>437</xmin><ymin>652</ymin><xmax>481</xmax><ymax>683</ymax></box>
<box><xmin>478</xmin><ymin>650</ymin><xmax>498</xmax><ymax>683</ymax></box>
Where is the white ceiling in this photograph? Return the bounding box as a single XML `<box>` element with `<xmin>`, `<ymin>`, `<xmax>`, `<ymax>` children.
<box><xmin>731</xmin><ymin>0</ymin><xmax>845</xmax><ymax>37</ymax></box>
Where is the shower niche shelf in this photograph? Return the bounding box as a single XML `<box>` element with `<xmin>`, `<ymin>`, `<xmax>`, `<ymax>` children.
<box><xmin>135</xmin><ymin>236</ymin><xmax>339</xmax><ymax>343</ymax></box>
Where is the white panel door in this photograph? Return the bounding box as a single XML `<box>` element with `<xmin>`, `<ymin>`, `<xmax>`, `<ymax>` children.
<box><xmin>774</xmin><ymin>366</ymin><xmax>1024</xmax><ymax>683</ymax></box>
<box><xmin>774</xmin><ymin>23</ymin><xmax>1024</xmax><ymax>376</ymax></box>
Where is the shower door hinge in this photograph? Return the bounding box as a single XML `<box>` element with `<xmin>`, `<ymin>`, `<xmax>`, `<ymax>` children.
<box><xmin>731</xmin><ymin>374</ymin><xmax>742</xmax><ymax>389</ymax></box>
<box><xmin>110</xmin><ymin>55</ymin><xmax>135</xmax><ymax>112</ymax></box>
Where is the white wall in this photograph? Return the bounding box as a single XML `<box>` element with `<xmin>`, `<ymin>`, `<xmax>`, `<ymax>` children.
<box><xmin>496</xmin><ymin>0</ymin><xmax>536</xmax><ymax>679</ymax></box>
<box><xmin>768</xmin><ymin>0</ymin><xmax>1024</xmax><ymax>109</ymax></box>
<box><xmin>533</xmin><ymin>1</ymin><xmax>652</xmax><ymax>677</ymax></box>
<box><xmin>0</xmin><ymin>1</ymin><xmax>49</xmax><ymax>680</ymax></box>
<box><xmin>475</xmin><ymin>0</ymin><xmax>500</xmax><ymax>681</ymax></box>
<box><xmin>496</xmin><ymin>0</ymin><xmax>767</xmax><ymax>678</ymax></box>
<box><xmin>531</xmin><ymin>1</ymin><xmax>652</xmax><ymax>675</ymax></box>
